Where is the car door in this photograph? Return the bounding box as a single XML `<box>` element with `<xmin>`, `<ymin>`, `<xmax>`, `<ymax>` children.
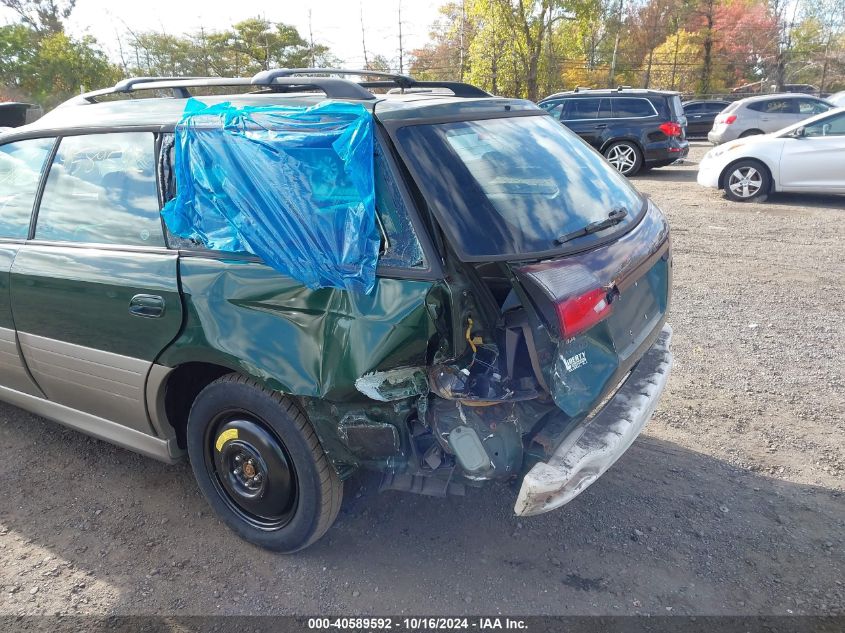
<box><xmin>778</xmin><ymin>111</ymin><xmax>845</xmax><ymax>192</ymax></box>
<box><xmin>0</xmin><ymin>137</ymin><xmax>54</xmax><ymax>396</ymax></box>
<box><xmin>560</xmin><ymin>98</ymin><xmax>605</xmax><ymax>148</ymax></box>
<box><xmin>9</xmin><ymin>131</ymin><xmax>183</xmax><ymax>434</ymax></box>
<box><xmin>683</xmin><ymin>103</ymin><xmax>707</xmax><ymax>135</ymax></box>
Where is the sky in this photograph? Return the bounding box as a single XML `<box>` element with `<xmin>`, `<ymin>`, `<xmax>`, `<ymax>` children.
<box><xmin>0</xmin><ymin>0</ymin><xmax>444</xmax><ymax>71</ymax></box>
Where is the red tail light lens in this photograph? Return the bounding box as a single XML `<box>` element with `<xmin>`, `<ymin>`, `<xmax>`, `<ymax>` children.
<box><xmin>718</xmin><ymin>114</ymin><xmax>737</xmax><ymax>125</ymax></box>
<box><xmin>555</xmin><ymin>288</ymin><xmax>613</xmax><ymax>338</ymax></box>
<box><xmin>658</xmin><ymin>121</ymin><xmax>682</xmax><ymax>137</ymax></box>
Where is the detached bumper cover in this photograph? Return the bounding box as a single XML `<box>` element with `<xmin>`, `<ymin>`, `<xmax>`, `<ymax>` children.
<box><xmin>514</xmin><ymin>324</ymin><xmax>673</xmax><ymax>517</ymax></box>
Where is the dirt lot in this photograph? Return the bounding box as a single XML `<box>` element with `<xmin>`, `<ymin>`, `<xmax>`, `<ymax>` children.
<box><xmin>0</xmin><ymin>142</ymin><xmax>842</xmax><ymax>617</ymax></box>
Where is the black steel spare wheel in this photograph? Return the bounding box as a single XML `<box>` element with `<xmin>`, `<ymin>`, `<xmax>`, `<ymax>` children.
<box><xmin>186</xmin><ymin>373</ymin><xmax>343</xmax><ymax>552</ymax></box>
<box><xmin>207</xmin><ymin>415</ymin><xmax>298</xmax><ymax>529</ymax></box>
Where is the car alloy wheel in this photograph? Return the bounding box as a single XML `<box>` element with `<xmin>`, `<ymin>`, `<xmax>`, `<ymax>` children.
<box><xmin>205</xmin><ymin>412</ymin><xmax>299</xmax><ymax>530</ymax></box>
<box><xmin>727</xmin><ymin>165</ymin><xmax>763</xmax><ymax>199</ymax></box>
<box><xmin>605</xmin><ymin>143</ymin><xmax>639</xmax><ymax>175</ymax></box>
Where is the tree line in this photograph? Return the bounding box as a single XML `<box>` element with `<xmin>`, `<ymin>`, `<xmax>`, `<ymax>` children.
<box><xmin>1</xmin><ymin>0</ymin><xmax>843</xmax><ymax>109</ymax></box>
<box><xmin>0</xmin><ymin>0</ymin><xmax>338</xmax><ymax>107</ymax></box>
<box><xmin>409</xmin><ymin>0</ymin><xmax>845</xmax><ymax>100</ymax></box>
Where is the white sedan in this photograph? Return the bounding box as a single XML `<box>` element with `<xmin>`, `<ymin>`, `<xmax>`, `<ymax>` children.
<box><xmin>698</xmin><ymin>106</ymin><xmax>845</xmax><ymax>201</ymax></box>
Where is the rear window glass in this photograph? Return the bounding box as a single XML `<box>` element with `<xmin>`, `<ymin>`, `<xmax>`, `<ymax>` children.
<box><xmin>395</xmin><ymin>115</ymin><xmax>643</xmax><ymax>260</ymax></box>
<box><xmin>612</xmin><ymin>98</ymin><xmax>657</xmax><ymax>118</ymax></box>
<box><xmin>669</xmin><ymin>95</ymin><xmax>683</xmax><ymax>118</ymax></box>
<box><xmin>0</xmin><ymin>137</ymin><xmax>53</xmax><ymax>238</ymax></box>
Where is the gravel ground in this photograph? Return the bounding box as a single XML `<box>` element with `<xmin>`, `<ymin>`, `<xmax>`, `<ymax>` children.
<box><xmin>0</xmin><ymin>142</ymin><xmax>842</xmax><ymax>617</ymax></box>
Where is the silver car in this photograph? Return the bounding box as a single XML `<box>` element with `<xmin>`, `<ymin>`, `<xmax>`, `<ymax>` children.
<box><xmin>708</xmin><ymin>94</ymin><xmax>833</xmax><ymax>144</ymax></box>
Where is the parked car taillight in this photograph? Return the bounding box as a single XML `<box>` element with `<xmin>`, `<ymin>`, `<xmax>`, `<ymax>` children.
<box><xmin>717</xmin><ymin>114</ymin><xmax>737</xmax><ymax>125</ymax></box>
<box><xmin>555</xmin><ymin>288</ymin><xmax>613</xmax><ymax>338</ymax></box>
<box><xmin>658</xmin><ymin>122</ymin><xmax>683</xmax><ymax>137</ymax></box>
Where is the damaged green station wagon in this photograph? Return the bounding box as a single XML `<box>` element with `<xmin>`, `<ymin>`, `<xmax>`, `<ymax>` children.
<box><xmin>0</xmin><ymin>70</ymin><xmax>672</xmax><ymax>552</ymax></box>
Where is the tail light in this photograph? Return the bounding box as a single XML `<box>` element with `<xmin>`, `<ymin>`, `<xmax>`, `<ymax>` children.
<box><xmin>555</xmin><ymin>288</ymin><xmax>613</xmax><ymax>339</ymax></box>
<box><xmin>718</xmin><ymin>114</ymin><xmax>737</xmax><ymax>125</ymax></box>
<box><xmin>658</xmin><ymin>121</ymin><xmax>682</xmax><ymax>137</ymax></box>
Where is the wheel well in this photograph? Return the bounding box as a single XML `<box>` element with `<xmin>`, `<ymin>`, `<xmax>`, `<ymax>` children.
<box><xmin>164</xmin><ymin>362</ymin><xmax>233</xmax><ymax>449</ymax></box>
<box><xmin>718</xmin><ymin>157</ymin><xmax>774</xmax><ymax>192</ymax></box>
<box><xmin>740</xmin><ymin>129</ymin><xmax>764</xmax><ymax>138</ymax></box>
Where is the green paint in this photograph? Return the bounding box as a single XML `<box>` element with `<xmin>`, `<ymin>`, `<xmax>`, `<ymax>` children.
<box><xmin>158</xmin><ymin>256</ymin><xmax>438</xmax><ymax>399</ymax></box>
<box><xmin>9</xmin><ymin>245</ymin><xmax>182</xmax><ymax>359</ymax></box>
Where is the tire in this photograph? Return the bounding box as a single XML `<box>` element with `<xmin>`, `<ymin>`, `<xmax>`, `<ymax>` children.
<box><xmin>603</xmin><ymin>141</ymin><xmax>643</xmax><ymax>176</ymax></box>
<box><xmin>722</xmin><ymin>159</ymin><xmax>771</xmax><ymax>202</ymax></box>
<box><xmin>739</xmin><ymin>129</ymin><xmax>763</xmax><ymax>138</ymax></box>
<box><xmin>186</xmin><ymin>373</ymin><xmax>343</xmax><ymax>552</ymax></box>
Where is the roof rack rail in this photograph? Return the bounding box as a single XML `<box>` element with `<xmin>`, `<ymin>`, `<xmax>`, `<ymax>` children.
<box><xmin>617</xmin><ymin>85</ymin><xmax>633</xmax><ymax>91</ymax></box>
<box><xmin>252</xmin><ymin>68</ymin><xmax>491</xmax><ymax>98</ymax></box>
<box><xmin>113</xmin><ymin>76</ymin><xmax>218</xmax><ymax>92</ymax></box>
<box><xmin>66</xmin><ymin>68</ymin><xmax>491</xmax><ymax>106</ymax></box>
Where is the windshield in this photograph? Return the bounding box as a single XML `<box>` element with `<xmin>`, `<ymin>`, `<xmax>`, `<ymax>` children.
<box><xmin>395</xmin><ymin>114</ymin><xmax>643</xmax><ymax>260</ymax></box>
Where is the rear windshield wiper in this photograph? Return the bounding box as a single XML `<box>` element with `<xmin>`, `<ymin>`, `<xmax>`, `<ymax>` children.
<box><xmin>554</xmin><ymin>207</ymin><xmax>628</xmax><ymax>245</ymax></box>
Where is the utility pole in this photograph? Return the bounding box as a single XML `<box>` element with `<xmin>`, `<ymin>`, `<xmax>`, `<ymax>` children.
<box><xmin>398</xmin><ymin>1</ymin><xmax>404</xmax><ymax>74</ymax></box>
<box><xmin>489</xmin><ymin>0</ymin><xmax>498</xmax><ymax>93</ymax></box>
<box><xmin>308</xmin><ymin>10</ymin><xmax>316</xmax><ymax>68</ymax></box>
<box><xmin>608</xmin><ymin>0</ymin><xmax>624</xmax><ymax>88</ymax></box>
<box><xmin>669</xmin><ymin>18</ymin><xmax>680</xmax><ymax>90</ymax></box>
<box><xmin>459</xmin><ymin>0</ymin><xmax>466</xmax><ymax>81</ymax></box>
<box><xmin>360</xmin><ymin>2</ymin><xmax>370</xmax><ymax>69</ymax></box>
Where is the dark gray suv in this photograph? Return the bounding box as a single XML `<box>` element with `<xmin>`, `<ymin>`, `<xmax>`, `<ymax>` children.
<box><xmin>539</xmin><ymin>88</ymin><xmax>689</xmax><ymax>176</ymax></box>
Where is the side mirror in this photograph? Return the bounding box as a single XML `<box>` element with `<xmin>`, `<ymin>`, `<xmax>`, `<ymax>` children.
<box><xmin>793</xmin><ymin>126</ymin><xmax>806</xmax><ymax>138</ymax></box>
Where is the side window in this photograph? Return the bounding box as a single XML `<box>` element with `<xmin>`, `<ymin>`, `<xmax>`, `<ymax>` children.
<box><xmin>708</xmin><ymin>103</ymin><xmax>729</xmax><ymax>113</ymax></box>
<box><xmin>163</xmin><ymin>134</ymin><xmax>425</xmax><ymax>269</ymax></box>
<box><xmin>612</xmin><ymin>98</ymin><xmax>657</xmax><ymax>118</ymax></box>
<box><xmin>804</xmin><ymin>112</ymin><xmax>845</xmax><ymax>137</ymax></box>
<box><xmin>598</xmin><ymin>98</ymin><xmax>612</xmax><ymax>119</ymax></box>
<box><xmin>374</xmin><ymin>143</ymin><xmax>425</xmax><ymax>269</ymax></box>
<box><xmin>0</xmin><ymin>138</ymin><xmax>54</xmax><ymax>239</ymax></box>
<box><xmin>565</xmin><ymin>98</ymin><xmax>601</xmax><ymax>120</ymax></box>
<box><xmin>798</xmin><ymin>99</ymin><xmax>829</xmax><ymax>115</ymax></box>
<box><xmin>684</xmin><ymin>103</ymin><xmax>702</xmax><ymax>114</ymax></box>
<box><xmin>760</xmin><ymin>99</ymin><xmax>794</xmax><ymax>114</ymax></box>
<box><xmin>544</xmin><ymin>102</ymin><xmax>564</xmax><ymax>119</ymax></box>
<box><xmin>35</xmin><ymin>132</ymin><xmax>164</xmax><ymax>247</ymax></box>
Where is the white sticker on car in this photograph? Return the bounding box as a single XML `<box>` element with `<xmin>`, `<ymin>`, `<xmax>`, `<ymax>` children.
<box><xmin>563</xmin><ymin>352</ymin><xmax>587</xmax><ymax>372</ymax></box>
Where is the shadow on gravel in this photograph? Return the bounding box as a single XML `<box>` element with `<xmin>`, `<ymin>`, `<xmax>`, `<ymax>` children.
<box><xmin>630</xmin><ymin>167</ymin><xmax>697</xmax><ymax>184</ymax></box>
<box><xmin>0</xmin><ymin>401</ymin><xmax>842</xmax><ymax>616</ymax></box>
<box><xmin>763</xmin><ymin>193</ymin><xmax>845</xmax><ymax>210</ymax></box>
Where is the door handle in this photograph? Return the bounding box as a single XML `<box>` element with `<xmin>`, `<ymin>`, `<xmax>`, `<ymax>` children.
<box><xmin>595</xmin><ymin>123</ymin><xmax>607</xmax><ymax>129</ymax></box>
<box><xmin>129</xmin><ymin>294</ymin><xmax>165</xmax><ymax>318</ymax></box>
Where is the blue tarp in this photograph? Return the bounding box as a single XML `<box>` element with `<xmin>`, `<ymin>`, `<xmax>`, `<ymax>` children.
<box><xmin>162</xmin><ymin>99</ymin><xmax>379</xmax><ymax>293</ymax></box>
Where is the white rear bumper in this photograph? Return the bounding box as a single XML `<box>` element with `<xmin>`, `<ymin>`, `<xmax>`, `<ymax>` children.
<box><xmin>514</xmin><ymin>324</ymin><xmax>673</xmax><ymax>516</ymax></box>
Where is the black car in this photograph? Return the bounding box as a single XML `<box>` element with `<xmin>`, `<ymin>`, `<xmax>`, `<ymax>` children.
<box><xmin>682</xmin><ymin>99</ymin><xmax>731</xmax><ymax>137</ymax></box>
<box><xmin>0</xmin><ymin>102</ymin><xmax>41</xmax><ymax>128</ymax></box>
<box><xmin>538</xmin><ymin>88</ymin><xmax>689</xmax><ymax>176</ymax></box>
